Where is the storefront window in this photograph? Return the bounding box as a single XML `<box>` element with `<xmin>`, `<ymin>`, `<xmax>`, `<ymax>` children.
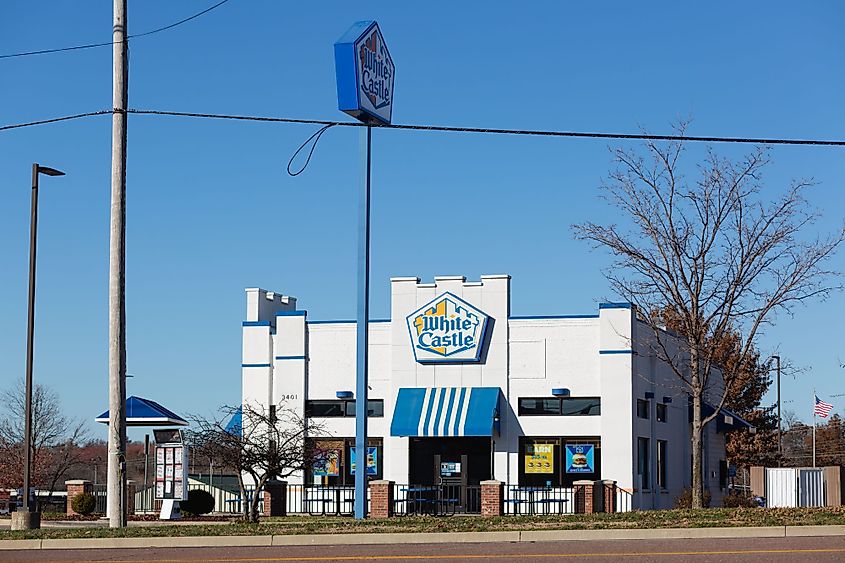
<box><xmin>561</xmin><ymin>398</ymin><xmax>600</xmax><ymax>416</ymax></box>
<box><xmin>306</xmin><ymin>399</ymin><xmax>384</xmax><ymax>418</ymax></box>
<box><xmin>308</xmin><ymin>438</ymin><xmax>383</xmax><ymax>485</ymax></box>
<box><xmin>518</xmin><ymin>398</ymin><xmax>561</xmax><ymax>415</ymax></box>
<box><xmin>519</xmin><ymin>437</ymin><xmax>601</xmax><ymax>487</ymax></box>
<box><xmin>518</xmin><ymin>397</ymin><xmax>600</xmax><ymax>416</ymax></box>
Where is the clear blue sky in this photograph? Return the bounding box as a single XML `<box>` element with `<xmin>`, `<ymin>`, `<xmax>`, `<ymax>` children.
<box><xmin>1</xmin><ymin>1</ymin><xmax>843</xmax><ymax>440</ymax></box>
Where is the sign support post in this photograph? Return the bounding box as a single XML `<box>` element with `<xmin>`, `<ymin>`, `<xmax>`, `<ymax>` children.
<box><xmin>335</xmin><ymin>20</ymin><xmax>394</xmax><ymax>520</ymax></box>
<box><xmin>354</xmin><ymin>124</ymin><xmax>372</xmax><ymax>519</ymax></box>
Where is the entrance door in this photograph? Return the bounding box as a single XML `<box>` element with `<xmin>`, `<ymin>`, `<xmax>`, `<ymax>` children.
<box><xmin>435</xmin><ymin>454</ymin><xmax>468</xmax><ymax>511</ymax></box>
<box><xmin>409</xmin><ymin>437</ymin><xmax>491</xmax><ymax>513</ymax></box>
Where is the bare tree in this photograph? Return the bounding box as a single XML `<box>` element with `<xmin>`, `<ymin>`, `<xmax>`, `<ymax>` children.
<box><xmin>188</xmin><ymin>402</ymin><xmax>325</xmax><ymax>522</ymax></box>
<box><xmin>0</xmin><ymin>380</ymin><xmax>89</xmax><ymax>499</ymax></box>
<box><xmin>574</xmin><ymin>125</ymin><xmax>844</xmax><ymax>507</ymax></box>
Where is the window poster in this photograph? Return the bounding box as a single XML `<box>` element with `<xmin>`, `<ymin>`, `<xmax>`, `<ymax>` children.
<box><xmin>165</xmin><ymin>465</ymin><xmax>174</xmax><ymax>479</ymax></box>
<box><xmin>174</xmin><ymin>481</ymin><xmax>184</xmax><ymax>499</ymax></box>
<box><xmin>525</xmin><ymin>443</ymin><xmax>555</xmax><ymax>474</ymax></box>
<box><xmin>156</xmin><ymin>482</ymin><xmax>164</xmax><ymax>498</ymax></box>
<box><xmin>349</xmin><ymin>447</ymin><xmax>378</xmax><ymax>475</ymax></box>
<box><xmin>156</xmin><ymin>464</ymin><xmax>164</xmax><ymax>479</ymax></box>
<box><xmin>165</xmin><ymin>448</ymin><xmax>174</xmax><ymax>464</ymax></box>
<box><xmin>156</xmin><ymin>449</ymin><xmax>164</xmax><ymax>464</ymax></box>
<box><xmin>314</xmin><ymin>449</ymin><xmax>340</xmax><ymax>477</ymax></box>
<box><xmin>565</xmin><ymin>444</ymin><xmax>595</xmax><ymax>473</ymax></box>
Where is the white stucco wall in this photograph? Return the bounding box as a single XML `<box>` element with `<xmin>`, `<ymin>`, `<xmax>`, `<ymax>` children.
<box><xmin>240</xmin><ymin>276</ymin><xmax>737</xmax><ymax>506</ymax></box>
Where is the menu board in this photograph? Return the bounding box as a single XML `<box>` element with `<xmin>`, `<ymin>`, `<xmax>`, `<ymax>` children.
<box><xmin>154</xmin><ymin>442</ymin><xmax>188</xmax><ymax>500</ymax></box>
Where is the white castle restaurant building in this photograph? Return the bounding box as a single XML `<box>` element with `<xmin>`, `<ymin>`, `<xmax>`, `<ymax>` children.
<box><xmin>241</xmin><ymin>275</ymin><xmax>751</xmax><ymax>510</ymax></box>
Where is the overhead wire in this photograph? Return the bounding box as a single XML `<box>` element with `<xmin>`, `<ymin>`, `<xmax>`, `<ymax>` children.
<box><xmin>1</xmin><ymin>107</ymin><xmax>845</xmax><ymax>148</ymax></box>
<box><xmin>0</xmin><ymin>110</ymin><xmax>112</xmax><ymax>132</ymax></box>
<box><xmin>287</xmin><ymin>124</ymin><xmax>335</xmax><ymax>176</ymax></box>
<box><xmin>0</xmin><ymin>0</ymin><xmax>232</xmax><ymax>60</ymax></box>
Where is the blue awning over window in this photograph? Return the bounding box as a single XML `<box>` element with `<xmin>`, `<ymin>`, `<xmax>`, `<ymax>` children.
<box><xmin>390</xmin><ymin>387</ymin><xmax>501</xmax><ymax>437</ymax></box>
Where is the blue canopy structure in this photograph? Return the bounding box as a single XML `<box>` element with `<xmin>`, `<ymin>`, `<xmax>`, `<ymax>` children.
<box><xmin>225</xmin><ymin>407</ymin><xmax>242</xmax><ymax>437</ymax></box>
<box><xmin>390</xmin><ymin>387</ymin><xmax>501</xmax><ymax>437</ymax></box>
<box><xmin>95</xmin><ymin>396</ymin><xmax>189</xmax><ymax>427</ymax></box>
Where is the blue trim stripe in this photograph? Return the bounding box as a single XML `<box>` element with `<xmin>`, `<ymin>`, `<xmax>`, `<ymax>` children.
<box><xmin>443</xmin><ymin>388</ymin><xmax>456</xmax><ymax>436</ymax></box>
<box><xmin>242</xmin><ymin>321</ymin><xmax>271</xmax><ymax>327</ymax></box>
<box><xmin>509</xmin><ymin>314</ymin><xmax>600</xmax><ymax>320</ymax></box>
<box><xmin>599</xmin><ymin>302</ymin><xmax>633</xmax><ymax>309</ymax></box>
<box><xmin>432</xmin><ymin>390</ymin><xmax>447</xmax><ymax>436</ymax></box>
<box><xmin>276</xmin><ymin>310</ymin><xmax>306</xmax><ymax>317</ymax></box>
<box><xmin>422</xmin><ymin>391</ymin><xmax>437</xmax><ymax>437</ymax></box>
<box><xmin>275</xmin><ymin>355</ymin><xmax>306</xmax><ymax>361</ymax></box>
<box><xmin>307</xmin><ymin>319</ymin><xmax>391</xmax><ymax>325</ymax></box>
<box><xmin>599</xmin><ymin>350</ymin><xmax>634</xmax><ymax>355</ymax></box>
<box><xmin>453</xmin><ymin>388</ymin><xmax>467</xmax><ymax>436</ymax></box>
<box><xmin>242</xmin><ymin>363</ymin><xmax>271</xmax><ymax>368</ymax></box>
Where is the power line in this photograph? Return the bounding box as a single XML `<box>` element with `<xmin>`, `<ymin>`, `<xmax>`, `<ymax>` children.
<box><xmin>0</xmin><ymin>110</ymin><xmax>111</xmax><ymax>132</ymax></box>
<box><xmin>0</xmin><ymin>0</ymin><xmax>232</xmax><ymax>60</ymax></box>
<box><xmin>127</xmin><ymin>109</ymin><xmax>845</xmax><ymax>146</ymax></box>
<box><xmin>2</xmin><ymin>107</ymin><xmax>845</xmax><ymax>148</ymax></box>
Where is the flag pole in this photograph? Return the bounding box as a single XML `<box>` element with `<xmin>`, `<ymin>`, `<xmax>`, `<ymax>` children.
<box><xmin>812</xmin><ymin>389</ymin><xmax>816</xmax><ymax>468</ymax></box>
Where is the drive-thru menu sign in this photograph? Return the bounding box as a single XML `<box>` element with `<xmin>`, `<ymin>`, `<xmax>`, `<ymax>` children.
<box><xmin>154</xmin><ymin>429</ymin><xmax>188</xmax><ymax>501</ymax></box>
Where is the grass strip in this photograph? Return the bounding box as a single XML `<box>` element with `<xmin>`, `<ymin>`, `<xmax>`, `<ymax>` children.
<box><xmin>3</xmin><ymin>507</ymin><xmax>845</xmax><ymax>541</ymax></box>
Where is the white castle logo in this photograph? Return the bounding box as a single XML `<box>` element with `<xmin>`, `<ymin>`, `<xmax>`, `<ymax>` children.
<box><xmin>406</xmin><ymin>293</ymin><xmax>489</xmax><ymax>363</ymax></box>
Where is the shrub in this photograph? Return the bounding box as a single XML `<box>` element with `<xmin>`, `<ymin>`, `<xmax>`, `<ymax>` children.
<box><xmin>674</xmin><ymin>488</ymin><xmax>711</xmax><ymax>509</ymax></box>
<box><xmin>71</xmin><ymin>492</ymin><xmax>96</xmax><ymax>515</ymax></box>
<box><xmin>179</xmin><ymin>489</ymin><xmax>215</xmax><ymax>516</ymax></box>
<box><xmin>723</xmin><ymin>492</ymin><xmax>760</xmax><ymax>508</ymax></box>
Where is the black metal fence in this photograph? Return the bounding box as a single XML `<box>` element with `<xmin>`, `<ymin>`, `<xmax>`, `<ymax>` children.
<box><xmin>134</xmin><ymin>482</ymin><xmax>632</xmax><ymax>516</ymax></box>
<box><xmin>392</xmin><ymin>483</ymin><xmax>481</xmax><ymax>515</ymax></box>
<box><xmin>504</xmin><ymin>486</ymin><xmax>575</xmax><ymax>515</ymax></box>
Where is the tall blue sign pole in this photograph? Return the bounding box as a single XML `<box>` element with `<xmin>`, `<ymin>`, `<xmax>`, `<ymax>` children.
<box><xmin>334</xmin><ymin>21</ymin><xmax>395</xmax><ymax>519</ymax></box>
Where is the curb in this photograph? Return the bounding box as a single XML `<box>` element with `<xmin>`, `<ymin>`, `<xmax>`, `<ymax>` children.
<box><xmin>2</xmin><ymin>525</ymin><xmax>845</xmax><ymax>550</ymax></box>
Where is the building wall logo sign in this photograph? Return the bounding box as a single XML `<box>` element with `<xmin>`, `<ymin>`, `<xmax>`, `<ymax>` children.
<box><xmin>334</xmin><ymin>21</ymin><xmax>395</xmax><ymax>125</ymax></box>
<box><xmin>406</xmin><ymin>292</ymin><xmax>490</xmax><ymax>363</ymax></box>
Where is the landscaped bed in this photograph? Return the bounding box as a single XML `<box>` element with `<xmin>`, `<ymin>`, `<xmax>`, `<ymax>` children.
<box><xmin>3</xmin><ymin>507</ymin><xmax>845</xmax><ymax>540</ymax></box>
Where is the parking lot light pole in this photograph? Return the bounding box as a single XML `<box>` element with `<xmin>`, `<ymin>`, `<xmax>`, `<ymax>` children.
<box><xmin>20</xmin><ymin>163</ymin><xmax>64</xmax><ymax>527</ymax></box>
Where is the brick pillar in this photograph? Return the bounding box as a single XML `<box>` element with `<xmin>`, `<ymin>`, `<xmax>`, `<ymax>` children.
<box><xmin>369</xmin><ymin>480</ymin><xmax>394</xmax><ymax>518</ymax></box>
<box><xmin>263</xmin><ymin>480</ymin><xmax>288</xmax><ymax>517</ymax></box>
<box><xmin>573</xmin><ymin>480</ymin><xmax>595</xmax><ymax>514</ymax></box>
<box><xmin>65</xmin><ymin>480</ymin><xmax>93</xmax><ymax>516</ymax></box>
<box><xmin>601</xmin><ymin>480</ymin><xmax>616</xmax><ymax>513</ymax></box>
<box><xmin>126</xmin><ymin>480</ymin><xmax>136</xmax><ymax>515</ymax></box>
<box><xmin>481</xmin><ymin>480</ymin><xmax>504</xmax><ymax>517</ymax></box>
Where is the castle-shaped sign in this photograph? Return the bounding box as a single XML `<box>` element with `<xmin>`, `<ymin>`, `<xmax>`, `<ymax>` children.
<box><xmin>406</xmin><ymin>293</ymin><xmax>490</xmax><ymax>363</ymax></box>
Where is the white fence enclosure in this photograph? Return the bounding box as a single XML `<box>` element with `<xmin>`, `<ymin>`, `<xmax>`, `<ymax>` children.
<box><xmin>763</xmin><ymin>467</ymin><xmax>825</xmax><ymax>508</ymax></box>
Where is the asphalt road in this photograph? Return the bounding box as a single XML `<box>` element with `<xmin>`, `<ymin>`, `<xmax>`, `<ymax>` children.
<box><xmin>4</xmin><ymin>536</ymin><xmax>845</xmax><ymax>563</ymax></box>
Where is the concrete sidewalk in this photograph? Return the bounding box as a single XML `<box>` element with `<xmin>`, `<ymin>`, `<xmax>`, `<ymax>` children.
<box><xmin>2</xmin><ymin>525</ymin><xmax>845</xmax><ymax>550</ymax></box>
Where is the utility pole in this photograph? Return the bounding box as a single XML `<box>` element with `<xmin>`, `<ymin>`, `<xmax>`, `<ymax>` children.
<box><xmin>107</xmin><ymin>0</ymin><xmax>129</xmax><ymax>529</ymax></box>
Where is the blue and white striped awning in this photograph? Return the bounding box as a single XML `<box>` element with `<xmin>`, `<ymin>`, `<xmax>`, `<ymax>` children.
<box><xmin>390</xmin><ymin>387</ymin><xmax>501</xmax><ymax>437</ymax></box>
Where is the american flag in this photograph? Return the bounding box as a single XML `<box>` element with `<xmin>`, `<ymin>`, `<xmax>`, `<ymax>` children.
<box><xmin>814</xmin><ymin>395</ymin><xmax>833</xmax><ymax>418</ymax></box>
